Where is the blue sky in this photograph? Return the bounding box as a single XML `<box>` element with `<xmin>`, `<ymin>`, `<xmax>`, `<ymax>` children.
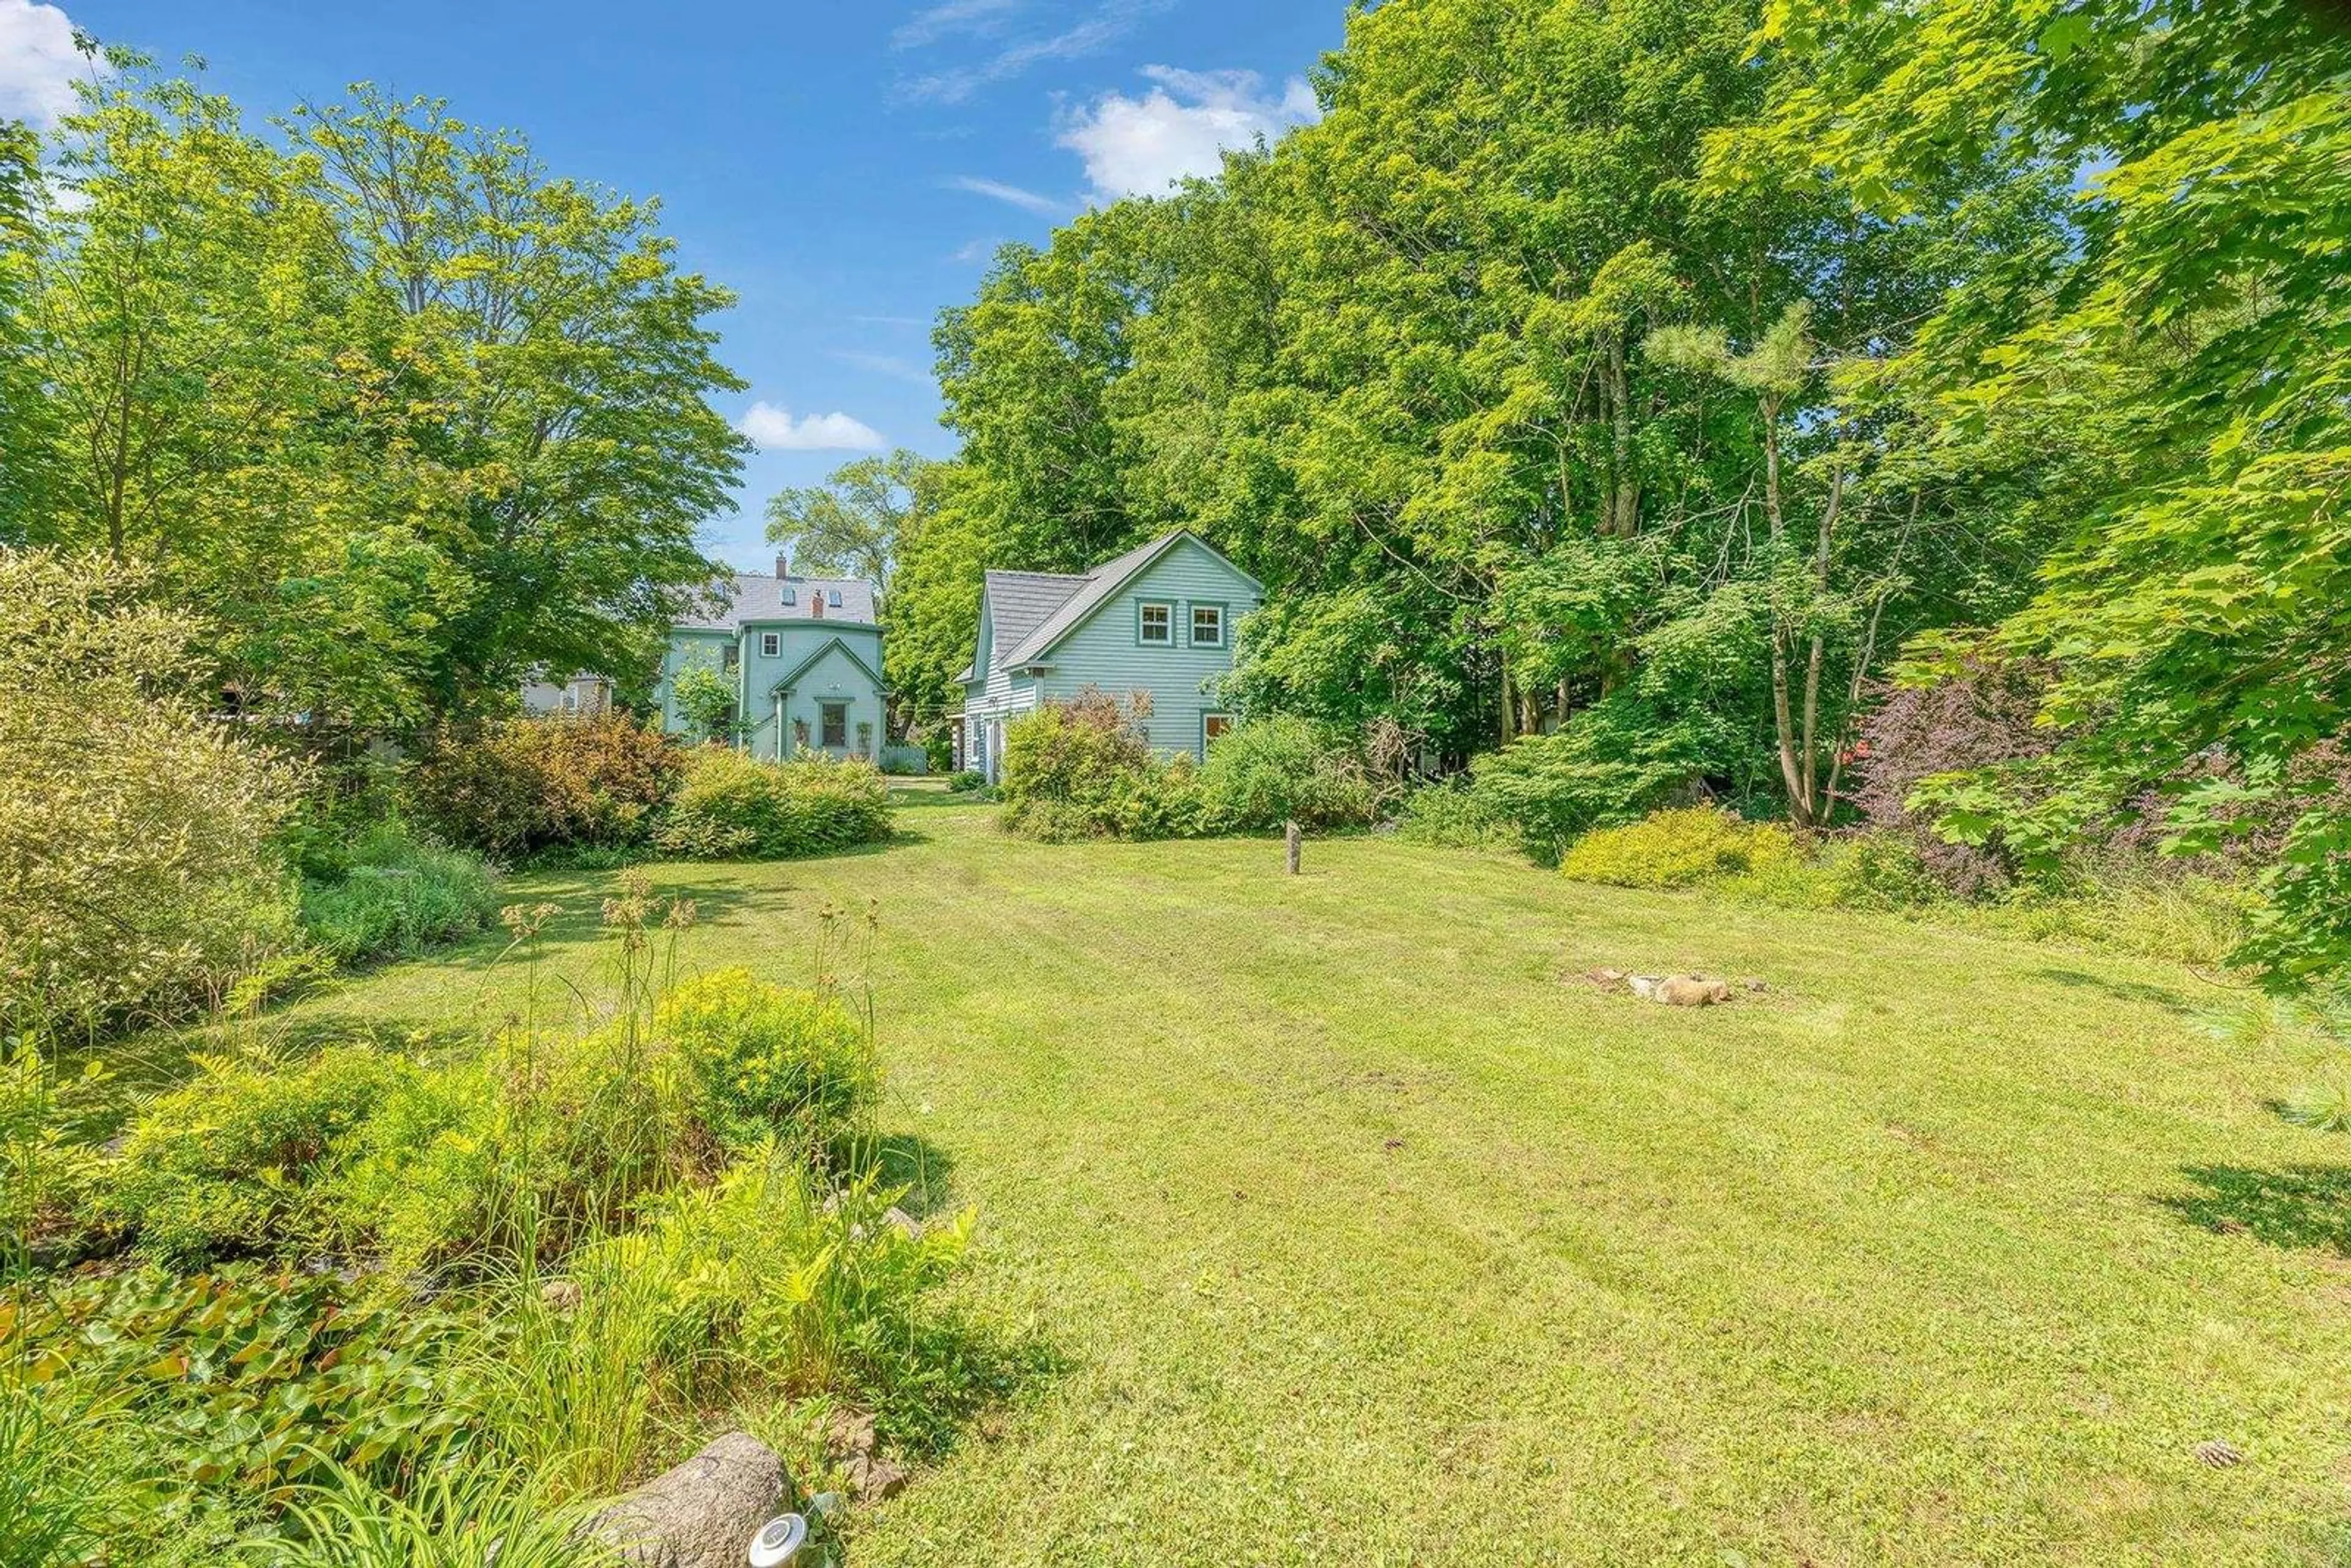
<box><xmin>0</xmin><ymin>0</ymin><xmax>1345</xmax><ymax>568</ymax></box>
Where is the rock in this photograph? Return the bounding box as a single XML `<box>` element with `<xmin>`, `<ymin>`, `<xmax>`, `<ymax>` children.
<box><xmin>882</xmin><ymin>1205</ymin><xmax>922</xmax><ymax>1240</ymax></box>
<box><xmin>539</xmin><ymin>1278</ymin><xmax>582</xmax><ymax>1314</ymax></box>
<box><xmin>1627</xmin><ymin>973</ymin><xmax>1732</xmax><ymax>1007</ymax></box>
<box><xmin>1587</xmin><ymin>967</ymin><xmax>1628</xmax><ymax>990</ymax></box>
<box><xmin>824</xmin><ymin>1407</ymin><xmax>877</xmax><ymax>1460</ymax></box>
<box><xmin>2194</xmin><ymin>1438</ymin><xmax>2244</xmax><ymax>1468</ymax></box>
<box><xmin>590</xmin><ymin>1431</ymin><xmax>787</xmax><ymax>1568</ymax></box>
<box><xmin>847</xmin><ymin>1453</ymin><xmax>908</xmax><ymax>1500</ymax></box>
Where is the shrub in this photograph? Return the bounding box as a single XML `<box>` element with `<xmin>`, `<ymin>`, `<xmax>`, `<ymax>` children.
<box><xmin>1558</xmin><ymin>807</ymin><xmax>1801</xmax><ymax>891</ymax></box>
<box><xmin>0</xmin><ymin>550</ymin><xmax>302</xmax><ymax>1033</ymax></box>
<box><xmin>407</xmin><ymin>715</ymin><xmax>684</xmax><ymax>861</ymax></box>
<box><xmin>655</xmin><ymin>751</ymin><xmax>891</xmax><ymax>860</ymax></box>
<box><xmin>1198</xmin><ymin>715</ymin><xmax>1376</xmax><ymax>832</ymax></box>
<box><xmin>655</xmin><ymin>969</ymin><xmax>874</xmax><ymax>1156</ymax></box>
<box><xmin>1460</xmin><ymin>700</ymin><xmax>1706</xmax><ymax>863</ymax></box>
<box><xmin>947</xmin><ymin>768</ymin><xmax>986</xmax><ymax>793</ymax></box>
<box><xmin>298</xmin><ymin>820</ymin><xmax>501</xmax><ymax>966</ymax></box>
<box><xmin>1394</xmin><ymin>779</ymin><xmax>1519</xmax><ymax>851</ymax></box>
<box><xmin>1850</xmin><ymin>660</ymin><xmax>2056</xmax><ymax>896</ymax></box>
<box><xmin>999</xmin><ymin>691</ymin><xmax>1209</xmax><ymax>841</ymax></box>
<box><xmin>98</xmin><ymin>1046</ymin><xmax>421</xmax><ymax>1266</ymax></box>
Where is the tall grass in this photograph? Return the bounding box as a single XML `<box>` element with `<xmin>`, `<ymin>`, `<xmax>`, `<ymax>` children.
<box><xmin>278</xmin><ymin>1457</ymin><xmax>618</xmax><ymax>1568</ymax></box>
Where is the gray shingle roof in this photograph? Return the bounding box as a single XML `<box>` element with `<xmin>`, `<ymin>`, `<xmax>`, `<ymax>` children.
<box><xmin>996</xmin><ymin>534</ymin><xmax>1189</xmax><ymax>669</ymax></box>
<box><xmin>981</xmin><ymin>570</ymin><xmax>1088</xmax><ymax>662</ymax></box>
<box><xmin>964</xmin><ymin>531</ymin><xmax>1264</xmax><ymax>681</ymax></box>
<box><xmin>673</xmin><ymin>572</ymin><xmax>877</xmax><ymax>631</ymax></box>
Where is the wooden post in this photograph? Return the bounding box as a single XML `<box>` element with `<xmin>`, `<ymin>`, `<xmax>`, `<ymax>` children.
<box><xmin>1285</xmin><ymin>820</ymin><xmax>1301</xmax><ymax>876</ymax></box>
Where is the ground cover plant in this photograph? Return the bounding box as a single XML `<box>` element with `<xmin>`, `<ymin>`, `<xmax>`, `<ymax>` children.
<box><xmin>2</xmin><ymin>873</ymin><xmax>986</xmax><ymax>1566</ymax></box>
<box><xmin>271</xmin><ymin>803</ymin><xmax>2351</xmax><ymax>1564</ymax></box>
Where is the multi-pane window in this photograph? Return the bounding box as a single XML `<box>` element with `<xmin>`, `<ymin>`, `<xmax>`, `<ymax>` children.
<box><xmin>1139</xmin><ymin>602</ymin><xmax>1172</xmax><ymax>644</ymax></box>
<box><xmin>1203</xmin><ymin>713</ymin><xmax>1234</xmax><ymax>746</ymax></box>
<box><xmin>1191</xmin><ymin>605</ymin><xmax>1224</xmax><ymax>648</ymax></box>
<box><xmin>821</xmin><ymin>702</ymin><xmax>849</xmax><ymax>748</ymax></box>
<box><xmin>760</xmin><ymin>632</ymin><xmax>779</xmax><ymax>657</ymax></box>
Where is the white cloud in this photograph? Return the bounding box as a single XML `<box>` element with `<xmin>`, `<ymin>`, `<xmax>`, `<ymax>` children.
<box><xmin>891</xmin><ymin>0</ymin><xmax>1021</xmax><ymax>50</ymax></box>
<box><xmin>950</xmin><ymin>236</ymin><xmax>1005</xmax><ymax>264</ymax></box>
<box><xmin>948</xmin><ymin>174</ymin><xmax>1063</xmax><ymax>216</ymax></box>
<box><xmin>898</xmin><ymin>0</ymin><xmax>1167</xmax><ymax>105</ymax></box>
<box><xmin>0</xmin><ymin>0</ymin><xmax>88</xmax><ymax>127</ymax></box>
<box><xmin>738</xmin><ymin>402</ymin><xmax>884</xmax><ymax>452</ymax></box>
<box><xmin>1058</xmin><ymin>66</ymin><xmax>1318</xmax><ymax>200</ymax></box>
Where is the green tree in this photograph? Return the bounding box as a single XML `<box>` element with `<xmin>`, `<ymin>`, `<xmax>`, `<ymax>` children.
<box><xmin>290</xmin><ymin>87</ymin><xmax>749</xmax><ymax>718</ymax></box>
<box><xmin>762</xmin><ymin>447</ymin><xmax>937</xmax><ymax>603</ymax></box>
<box><xmin>0</xmin><ymin>118</ymin><xmax>51</xmax><ymax>544</ymax></box>
<box><xmin>1738</xmin><ymin>0</ymin><xmax>2351</xmax><ymax>980</ymax></box>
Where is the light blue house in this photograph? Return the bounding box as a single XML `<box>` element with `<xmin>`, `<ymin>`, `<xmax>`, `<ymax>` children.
<box><xmin>650</xmin><ymin>554</ymin><xmax>888</xmax><ymax>760</ymax></box>
<box><xmin>958</xmin><ymin>530</ymin><xmax>1264</xmax><ymax>782</ymax></box>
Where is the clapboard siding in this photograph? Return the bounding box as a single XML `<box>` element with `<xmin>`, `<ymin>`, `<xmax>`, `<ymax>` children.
<box><xmin>1034</xmin><ymin>539</ymin><xmax>1257</xmax><ymax>757</ymax></box>
<box><xmin>961</xmin><ymin>533</ymin><xmax>1260</xmax><ymax>778</ymax></box>
<box><xmin>653</xmin><ymin>620</ymin><xmax>885</xmax><ymax>760</ymax></box>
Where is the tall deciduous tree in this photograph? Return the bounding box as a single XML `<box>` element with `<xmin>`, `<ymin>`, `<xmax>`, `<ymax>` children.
<box><xmin>762</xmin><ymin>446</ymin><xmax>936</xmax><ymax>603</ymax></box>
<box><xmin>1738</xmin><ymin>0</ymin><xmax>2351</xmax><ymax>980</ymax></box>
<box><xmin>291</xmin><ymin>87</ymin><xmax>749</xmax><ymax>716</ymax></box>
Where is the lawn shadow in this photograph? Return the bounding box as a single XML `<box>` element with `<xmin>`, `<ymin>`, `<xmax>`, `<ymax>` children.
<box><xmin>861</xmin><ymin>1131</ymin><xmax>959</xmax><ymax>1218</ymax></box>
<box><xmin>2033</xmin><ymin>967</ymin><xmax>2197</xmax><ymax>1014</ymax></box>
<box><xmin>2160</xmin><ymin>1164</ymin><xmax>2351</xmax><ymax>1255</ymax></box>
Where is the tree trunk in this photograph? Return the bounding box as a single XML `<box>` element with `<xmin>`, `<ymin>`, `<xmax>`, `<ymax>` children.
<box><xmin>1607</xmin><ymin>331</ymin><xmax>1638</xmax><ymax>537</ymax></box>
<box><xmin>1285</xmin><ymin>820</ymin><xmax>1302</xmax><ymax>876</ymax></box>
<box><xmin>1758</xmin><ymin>392</ymin><xmax>1809</xmax><ymax>822</ymax></box>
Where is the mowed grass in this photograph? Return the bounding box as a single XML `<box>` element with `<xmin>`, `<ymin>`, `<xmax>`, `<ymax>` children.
<box><xmin>287</xmin><ymin>803</ymin><xmax>2351</xmax><ymax>1566</ymax></box>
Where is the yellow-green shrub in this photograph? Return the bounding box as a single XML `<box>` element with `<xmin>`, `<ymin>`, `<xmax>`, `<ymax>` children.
<box><xmin>1558</xmin><ymin>806</ymin><xmax>1800</xmax><ymax>890</ymax></box>
<box><xmin>0</xmin><ymin>551</ymin><xmax>301</xmax><ymax>1032</ymax></box>
<box><xmin>655</xmin><ymin>969</ymin><xmax>874</xmax><ymax>1156</ymax></box>
<box><xmin>655</xmin><ymin>750</ymin><xmax>891</xmax><ymax>859</ymax></box>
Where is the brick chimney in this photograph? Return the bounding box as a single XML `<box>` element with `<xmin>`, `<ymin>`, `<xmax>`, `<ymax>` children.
<box><xmin>774</xmin><ymin>550</ymin><xmax>789</xmax><ymax>579</ymax></box>
<box><xmin>810</xmin><ymin>591</ymin><xmax>824</xmax><ymax>619</ymax></box>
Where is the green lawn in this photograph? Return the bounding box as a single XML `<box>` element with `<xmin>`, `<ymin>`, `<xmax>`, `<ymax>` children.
<box><xmin>289</xmin><ymin>803</ymin><xmax>2350</xmax><ymax>1565</ymax></box>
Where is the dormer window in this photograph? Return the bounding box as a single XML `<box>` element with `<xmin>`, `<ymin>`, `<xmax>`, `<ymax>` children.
<box><xmin>781</xmin><ymin>587</ymin><xmax>796</xmax><ymax>605</ymax></box>
<box><xmin>828</xmin><ymin>589</ymin><xmax>842</xmax><ymax>608</ymax></box>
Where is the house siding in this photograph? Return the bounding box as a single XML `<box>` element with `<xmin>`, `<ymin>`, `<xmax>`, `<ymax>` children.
<box><xmin>961</xmin><ymin>534</ymin><xmax>1259</xmax><ymax>779</ymax></box>
<box><xmin>1033</xmin><ymin>539</ymin><xmax>1256</xmax><ymax>759</ymax></box>
<box><xmin>653</xmin><ymin>620</ymin><xmax>885</xmax><ymax>760</ymax></box>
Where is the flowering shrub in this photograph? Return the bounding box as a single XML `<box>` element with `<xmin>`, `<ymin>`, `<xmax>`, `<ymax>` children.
<box><xmin>407</xmin><ymin>714</ymin><xmax>685</xmax><ymax>860</ymax></box>
<box><xmin>654</xmin><ymin>750</ymin><xmax>891</xmax><ymax>859</ymax></box>
<box><xmin>654</xmin><ymin>968</ymin><xmax>874</xmax><ymax>1155</ymax></box>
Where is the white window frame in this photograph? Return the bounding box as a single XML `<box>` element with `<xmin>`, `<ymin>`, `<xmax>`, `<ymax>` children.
<box><xmin>1190</xmin><ymin>604</ymin><xmax>1226</xmax><ymax>649</ymax></box>
<box><xmin>1138</xmin><ymin>601</ymin><xmax>1174</xmax><ymax>646</ymax></box>
<box><xmin>760</xmin><ymin>631</ymin><xmax>779</xmax><ymax>657</ymax></box>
